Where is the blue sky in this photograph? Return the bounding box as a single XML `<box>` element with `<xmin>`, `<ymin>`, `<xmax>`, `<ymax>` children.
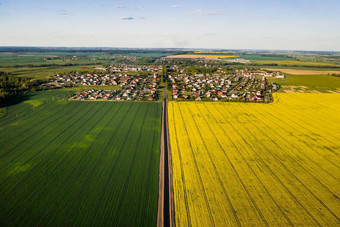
<box><xmin>0</xmin><ymin>0</ymin><xmax>339</xmax><ymax>50</ymax></box>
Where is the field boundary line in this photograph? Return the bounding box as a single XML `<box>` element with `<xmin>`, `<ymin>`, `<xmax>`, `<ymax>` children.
<box><xmin>166</xmin><ymin>100</ymin><xmax>175</xmax><ymax>227</ymax></box>
<box><xmin>148</xmin><ymin>104</ymin><xmax>162</xmax><ymax>226</ymax></box>
<box><xmin>157</xmin><ymin>101</ymin><xmax>165</xmax><ymax>227</ymax></box>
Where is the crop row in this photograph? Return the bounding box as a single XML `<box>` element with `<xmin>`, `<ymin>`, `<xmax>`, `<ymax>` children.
<box><xmin>168</xmin><ymin>93</ymin><xmax>340</xmax><ymax>226</ymax></box>
<box><xmin>0</xmin><ymin>93</ymin><xmax>162</xmax><ymax>226</ymax></box>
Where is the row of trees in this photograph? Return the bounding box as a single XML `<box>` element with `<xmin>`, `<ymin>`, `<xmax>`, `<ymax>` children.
<box><xmin>0</xmin><ymin>72</ymin><xmax>37</xmax><ymax>106</ymax></box>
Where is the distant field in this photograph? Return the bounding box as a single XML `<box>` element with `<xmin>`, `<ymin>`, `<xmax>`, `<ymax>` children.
<box><xmin>255</xmin><ymin>60</ymin><xmax>339</xmax><ymax>67</ymax></box>
<box><xmin>0</xmin><ymin>64</ymin><xmax>104</xmax><ymax>80</ymax></box>
<box><xmin>267</xmin><ymin>74</ymin><xmax>340</xmax><ymax>93</ymax></box>
<box><xmin>263</xmin><ymin>68</ymin><xmax>340</xmax><ymax>75</ymax></box>
<box><xmin>0</xmin><ymin>90</ymin><xmax>162</xmax><ymax>226</ymax></box>
<box><xmin>165</xmin><ymin>54</ymin><xmax>239</xmax><ymax>60</ymax></box>
<box><xmin>169</xmin><ymin>94</ymin><xmax>340</xmax><ymax>226</ymax></box>
<box><xmin>241</xmin><ymin>54</ymin><xmax>295</xmax><ymax>61</ymax></box>
<box><xmin>0</xmin><ymin>54</ymin><xmax>107</xmax><ymax>67</ymax></box>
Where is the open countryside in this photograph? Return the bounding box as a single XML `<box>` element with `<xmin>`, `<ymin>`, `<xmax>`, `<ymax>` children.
<box><xmin>262</xmin><ymin>68</ymin><xmax>340</xmax><ymax>75</ymax></box>
<box><xmin>165</xmin><ymin>54</ymin><xmax>239</xmax><ymax>60</ymax></box>
<box><xmin>1</xmin><ymin>0</ymin><xmax>340</xmax><ymax>225</ymax></box>
<box><xmin>168</xmin><ymin>93</ymin><xmax>340</xmax><ymax>226</ymax></box>
<box><xmin>0</xmin><ymin>90</ymin><xmax>162</xmax><ymax>226</ymax></box>
<box><xmin>254</xmin><ymin>60</ymin><xmax>339</xmax><ymax>67</ymax></box>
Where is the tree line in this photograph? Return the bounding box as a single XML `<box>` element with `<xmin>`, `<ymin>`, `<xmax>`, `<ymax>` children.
<box><xmin>0</xmin><ymin>72</ymin><xmax>38</xmax><ymax>106</ymax></box>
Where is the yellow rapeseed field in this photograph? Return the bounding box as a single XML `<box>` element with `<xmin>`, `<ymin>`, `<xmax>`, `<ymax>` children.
<box><xmin>175</xmin><ymin>54</ymin><xmax>239</xmax><ymax>58</ymax></box>
<box><xmin>168</xmin><ymin>93</ymin><xmax>340</xmax><ymax>226</ymax></box>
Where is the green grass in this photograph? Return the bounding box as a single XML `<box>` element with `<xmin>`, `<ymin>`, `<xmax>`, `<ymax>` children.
<box><xmin>0</xmin><ymin>53</ymin><xmax>109</xmax><ymax>66</ymax></box>
<box><xmin>0</xmin><ymin>90</ymin><xmax>162</xmax><ymax>226</ymax></box>
<box><xmin>269</xmin><ymin>74</ymin><xmax>340</xmax><ymax>92</ymax></box>
<box><xmin>241</xmin><ymin>54</ymin><xmax>294</xmax><ymax>61</ymax></box>
<box><xmin>0</xmin><ymin>64</ymin><xmax>105</xmax><ymax>80</ymax></box>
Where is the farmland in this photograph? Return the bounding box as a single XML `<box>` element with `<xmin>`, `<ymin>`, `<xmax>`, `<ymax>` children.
<box><xmin>165</xmin><ymin>55</ymin><xmax>239</xmax><ymax>60</ymax></box>
<box><xmin>254</xmin><ymin>60</ymin><xmax>339</xmax><ymax>67</ymax></box>
<box><xmin>262</xmin><ymin>68</ymin><xmax>340</xmax><ymax>75</ymax></box>
<box><xmin>0</xmin><ymin>90</ymin><xmax>162</xmax><ymax>226</ymax></box>
<box><xmin>0</xmin><ymin>64</ymin><xmax>105</xmax><ymax>80</ymax></box>
<box><xmin>267</xmin><ymin>74</ymin><xmax>340</xmax><ymax>93</ymax></box>
<box><xmin>168</xmin><ymin>93</ymin><xmax>340</xmax><ymax>226</ymax></box>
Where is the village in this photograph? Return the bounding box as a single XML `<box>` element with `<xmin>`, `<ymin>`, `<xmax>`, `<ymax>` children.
<box><xmin>167</xmin><ymin>68</ymin><xmax>282</xmax><ymax>102</ymax></box>
<box><xmin>40</xmin><ymin>64</ymin><xmax>283</xmax><ymax>102</ymax></box>
<box><xmin>41</xmin><ymin>64</ymin><xmax>162</xmax><ymax>88</ymax></box>
<box><xmin>66</xmin><ymin>73</ymin><xmax>160</xmax><ymax>101</ymax></box>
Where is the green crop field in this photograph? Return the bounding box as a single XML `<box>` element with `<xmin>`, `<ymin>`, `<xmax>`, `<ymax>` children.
<box><xmin>0</xmin><ymin>90</ymin><xmax>162</xmax><ymax>226</ymax></box>
<box><xmin>268</xmin><ymin>74</ymin><xmax>340</xmax><ymax>92</ymax></box>
<box><xmin>0</xmin><ymin>64</ymin><xmax>105</xmax><ymax>80</ymax></box>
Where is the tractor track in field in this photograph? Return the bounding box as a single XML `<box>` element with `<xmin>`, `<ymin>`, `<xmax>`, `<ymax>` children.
<box><xmin>112</xmin><ymin>104</ymin><xmax>150</xmax><ymax>224</ymax></box>
<box><xmin>0</xmin><ymin>102</ymin><xmax>104</xmax><ymax>187</ymax></box>
<box><xmin>225</xmin><ymin>104</ymin><xmax>340</xmax><ymax>222</ymax></box>
<box><xmin>93</xmin><ymin>103</ymin><xmax>142</xmax><ymax>223</ymax></box>
<box><xmin>0</xmin><ymin>100</ymin><xmax>79</xmax><ymax>154</ymax></box>
<box><xmin>142</xmin><ymin>105</ymin><xmax>160</xmax><ymax>225</ymax></box>
<box><xmin>0</xmin><ymin>102</ymin><xmax>99</xmax><ymax>171</ymax></box>
<box><xmin>207</xmin><ymin>104</ymin><xmax>294</xmax><ymax>226</ymax></box>
<box><xmin>177</xmin><ymin>104</ymin><xmax>216</xmax><ymax>226</ymax></box>
<box><xmin>171</xmin><ymin>103</ymin><xmax>191</xmax><ymax>227</ymax></box>
<box><xmin>244</xmin><ymin>103</ymin><xmax>340</xmax><ymax>188</ymax></box>
<box><xmin>247</xmin><ymin>104</ymin><xmax>340</xmax><ymax>177</ymax></box>
<box><xmin>28</xmin><ymin>102</ymin><xmax>117</xmax><ymax>225</ymax></box>
<box><xmin>191</xmin><ymin>103</ymin><xmax>265</xmax><ymax>226</ymax></box>
<box><xmin>214</xmin><ymin>104</ymin><xmax>322</xmax><ymax>226</ymax></box>
<box><xmin>249</xmin><ymin>103</ymin><xmax>340</xmax><ymax>170</ymax></box>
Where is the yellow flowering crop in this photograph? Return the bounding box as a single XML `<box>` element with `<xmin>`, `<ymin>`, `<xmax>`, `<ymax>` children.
<box><xmin>169</xmin><ymin>93</ymin><xmax>340</xmax><ymax>226</ymax></box>
<box><xmin>176</xmin><ymin>54</ymin><xmax>239</xmax><ymax>58</ymax></box>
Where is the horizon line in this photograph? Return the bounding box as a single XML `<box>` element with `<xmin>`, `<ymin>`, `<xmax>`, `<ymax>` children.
<box><xmin>0</xmin><ymin>46</ymin><xmax>339</xmax><ymax>53</ymax></box>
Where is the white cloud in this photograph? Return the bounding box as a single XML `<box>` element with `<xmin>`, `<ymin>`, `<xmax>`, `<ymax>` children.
<box><xmin>58</xmin><ymin>9</ymin><xmax>68</xmax><ymax>15</ymax></box>
<box><xmin>130</xmin><ymin>6</ymin><xmax>141</xmax><ymax>9</ymax></box>
<box><xmin>121</xmin><ymin>17</ymin><xmax>134</xmax><ymax>20</ymax></box>
<box><xmin>121</xmin><ymin>16</ymin><xmax>146</xmax><ymax>21</ymax></box>
<box><xmin>186</xmin><ymin>9</ymin><xmax>226</xmax><ymax>16</ymax></box>
<box><xmin>172</xmin><ymin>5</ymin><xmax>180</xmax><ymax>8</ymax></box>
<box><xmin>116</xmin><ymin>5</ymin><xmax>125</xmax><ymax>9</ymax></box>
